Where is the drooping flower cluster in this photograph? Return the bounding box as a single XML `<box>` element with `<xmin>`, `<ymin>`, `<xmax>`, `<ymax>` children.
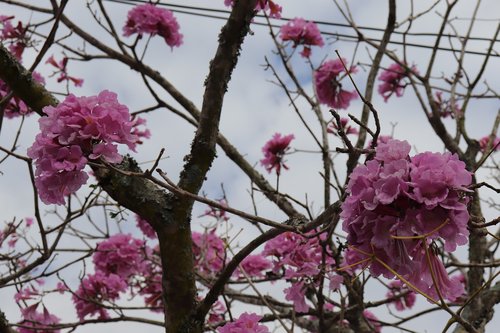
<box><xmin>385</xmin><ymin>280</ymin><xmax>417</xmax><ymax>311</ymax></box>
<box><xmin>327</xmin><ymin>117</ymin><xmax>359</xmax><ymax>136</ymax></box>
<box><xmin>280</xmin><ymin>17</ymin><xmax>324</xmax><ymax>57</ymax></box>
<box><xmin>18</xmin><ymin>303</ymin><xmax>60</xmax><ymax>333</ymax></box>
<box><xmin>27</xmin><ymin>90</ymin><xmax>148</xmax><ymax>205</ymax></box>
<box><xmin>123</xmin><ymin>4</ymin><xmax>183</xmax><ymax>48</ymax></box>
<box><xmin>217</xmin><ymin>312</ymin><xmax>269</xmax><ymax>333</ymax></box>
<box><xmin>0</xmin><ymin>71</ymin><xmax>45</xmax><ymax>118</ymax></box>
<box><xmin>1</xmin><ymin>15</ymin><xmax>27</xmax><ymax>59</ymax></box>
<box><xmin>260</xmin><ymin>133</ymin><xmax>294</xmax><ymax>175</ymax></box>
<box><xmin>378</xmin><ymin>62</ymin><xmax>418</xmax><ymax>102</ymax></box>
<box><xmin>341</xmin><ymin>139</ymin><xmax>471</xmax><ymax>302</ymax></box>
<box><xmin>314</xmin><ymin>58</ymin><xmax>358</xmax><ymax>109</ymax></box>
<box><xmin>235</xmin><ymin>254</ymin><xmax>272</xmax><ymax>279</ymax></box>
<box><xmin>224</xmin><ymin>0</ymin><xmax>282</xmax><ymax>19</ymax></box>
<box><xmin>135</xmin><ymin>214</ymin><xmax>156</xmax><ymax>239</ymax></box>
<box><xmin>45</xmin><ymin>55</ymin><xmax>84</xmax><ymax>87</ymax></box>
<box><xmin>192</xmin><ymin>230</ymin><xmax>227</xmax><ymax>276</ymax></box>
<box><xmin>263</xmin><ymin>230</ymin><xmax>338</xmax><ymax>312</ymax></box>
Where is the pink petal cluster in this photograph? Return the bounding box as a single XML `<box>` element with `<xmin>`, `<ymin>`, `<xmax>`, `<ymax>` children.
<box><xmin>341</xmin><ymin>139</ymin><xmax>471</xmax><ymax>302</ymax></box>
<box><xmin>327</xmin><ymin>117</ymin><xmax>359</xmax><ymax>136</ymax></box>
<box><xmin>263</xmin><ymin>230</ymin><xmax>335</xmax><ymax>312</ymax></box>
<box><xmin>45</xmin><ymin>55</ymin><xmax>84</xmax><ymax>87</ymax></box>
<box><xmin>1</xmin><ymin>71</ymin><xmax>45</xmax><ymax>118</ymax></box>
<box><xmin>479</xmin><ymin>135</ymin><xmax>500</xmax><ymax>153</ymax></box>
<box><xmin>72</xmin><ymin>271</ymin><xmax>127</xmax><ymax>320</ymax></box>
<box><xmin>385</xmin><ymin>280</ymin><xmax>416</xmax><ymax>311</ymax></box>
<box><xmin>192</xmin><ymin>230</ymin><xmax>226</xmax><ymax>275</ymax></box>
<box><xmin>19</xmin><ymin>303</ymin><xmax>60</xmax><ymax>333</ymax></box>
<box><xmin>378</xmin><ymin>62</ymin><xmax>418</xmax><ymax>102</ymax></box>
<box><xmin>27</xmin><ymin>90</ymin><xmax>147</xmax><ymax>205</ymax></box>
<box><xmin>280</xmin><ymin>18</ymin><xmax>324</xmax><ymax>58</ymax></box>
<box><xmin>0</xmin><ymin>15</ymin><xmax>27</xmax><ymax>59</ymax></box>
<box><xmin>135</xmin><ymin>214</ymin><xmax>156</xmax><ymax>239</ymax></box>
<box><xmin>434</xmin><ymin>91</ymin><xmax>461</xmax><ymax>118</ymax></box>
<box><xmin>224</xmin><ymin>0</ymin><xmax>282</xmax><ymax>19</ymax></box>
<box><xmin>235</xmin><ymin>254</ymin><xmax>272</xmax><ymax>279</ymax></box>
<box><xmin>123</xmin><ymin>4</ymin><xmax>183</xmax><ymax>48</ymax></box>
<box><xmin>201</xmin><ymin>199</ymin><xmax>230</xmax><ymax>222</ymax></box>
<box><xmin>362</xmin><ymin>310</ymin><xmax>382</xmax><ymax>333</ymax></box>
<box><xmin>314</xmin><ymin>58</ymin><xmax>358</xmax><ymax>109</ymax></box>
<box><xmin>260</xmin><ymin>133</ymin><xmax>294</xmax><ymax>175</ymax></box>
<box><xmin>217</xmin><ymin>312</ymin><xmax>269</xmax><ymax>333</ymax></box>
<box><xmin>93</xmin><ymin>234</ymin><xmax>150</xmax><ymax>279</ymax></box>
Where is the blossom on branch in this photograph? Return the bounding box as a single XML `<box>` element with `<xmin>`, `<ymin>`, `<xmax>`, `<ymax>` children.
<box><xmin>260</xmin><ymin>133</ymin><xmax>294</xmax><ymax>175</ymax></box>
<box><xmin>279</xmin><ymin>17</ymin><xmax>324</xmax><ymax>58</ymax></box>
<box><xmin>479</xmin><ymin>135</ymin><xmax>500</xmax><ymax>153</ymax></box>
<box><xmin>217</xmin><ymin>312</ymin><xmax>269</xmax><ymax>333</ymax></box>
<box><xmin>385</xmin><ymin>280</ymin><xmax>416</xmax><ymax>311</ymax></box>
<box><xmin>1</xmin><ymin>71</ymin><xmax>45</xmax><ymax>118</ymax></box>
<box><xmin>123</xmin><ymin>4</ymin><xmax>183</xmax><ymax>48</ymax></box>
<box><xmin>0</xmin><ymin>15</ymin><xmax>28</xmax><ymax>59</ymax></box>
<box><xmin>18</xmin><ymin>303</ymin><xmax>60</xmax><ymax>333</ymax></box>
<box><xmin>378</xmin><ymin>62</ymin><xmax>418</xmax><ymax>102</ymax></box>
<box><xmin>224</xmin><ymin>0</ymin><xmax>282</xmax><ymax>19</ymax></box>
<box><xmin>314</xmin><ymin>58</ymin><xmax>358</xmax><ymax>109</ymax></box>
<box><xmin>45</xmin><ymin>55</ymin><xmax>84</xmax><ymax>87</ymax></box>
<box><xmin>327</xmin><ymin>117</ymin><xmax>359</xmax><ymax>136</ymax></box>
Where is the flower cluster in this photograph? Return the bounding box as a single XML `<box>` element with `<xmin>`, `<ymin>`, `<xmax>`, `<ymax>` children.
<box><xmin>0</xmin><ymin>71</ymin><xmax>45</xmax><ymax>118</ymax></box>
<box><xmin>45</xmin><ymin>55</ymin><xmax>84</xmax><ymax>87</ymax></box>
<box><xmin>123</xmin><ymin>4</ymin><xmax>183</xmax><ymax>48</ymax></box>
<box><xmin>479</xmin><ymin>135</ymin><xmax>500</xmax><ymax>153</ymax></box>
<box><xmin>192</xmin><ymin>230</ymin><xmax>227</xmax><ymax>276</ymax></box>
<box><xmin>341</xmin><ymin>139</ymin><xmax>471</xmax><ymax>302</ymax></box>
<box><xmin>280</xmin><ymin>17</ymin><xmax>323</xmax><ymax>58</ymax></box>
<box><xmin>235</xmin><ymin>254</ymin><xmax>272</xmax><ymax>279</ymax></box>
<box><xmin>19</xmin><ymin>303</ymin><xmax>60</xmax><ymax>333</ymax></box>
<box><xmin>28</xmin><ymin>90</ymin><xmax>148</xmax><ymax>205</ymax></box>
<box><xmin>1</xmin><ymin>15</ymin><xmax>27</xmax><ymax>59</ymax></box>
<box><xmin>201</xmin><ymin>199</ymin><xmax>230</xmax><ymax>222</ymax></box>
<box><xmin>263</xmin><ymin>231</ymin><xmax>338</xmax><ymax>312</ymax></box>
<box><xmin>224</xmin><ymin>0</ymin><xmax>282</xmax><ymax>19</ymax></box>
<box><xmin>135</xmin><ymin>214</ymin><xmax>156</xmax><ymax>239</ymax></box>
<box><xmin>217</xmin><ymin>312</ymin><xmax>269</xmax><ymax>333</ymax></box>
<box><xmin>314</xmin><ymin>58</ymin><xmax>358</xmax><ymax>109</ymax></box>
<box><xmin>327</xmin><ymin>117</ymin><xmax>359</xmax><ymax>136</ymax></box>
<box><xmin>385</xmin><ymin>280</ymin><xmax>417</xmax><ymax>311</ymax></box>
<box><xmin>378</xmin><ymin>62</ymin><xmax>417</xmax><ymax>102</ymax></box>
<box><xmin>260</xmin><ymin>133</ymin><xmax>294</xmax><ymax>175</ymax></box>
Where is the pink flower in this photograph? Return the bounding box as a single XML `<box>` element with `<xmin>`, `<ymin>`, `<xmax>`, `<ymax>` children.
<box><xmin>224</xmin><ymin>0</ymin><xmax>282</xmax><ymax>19</ymax></box>
<box><xmin>434</xmin><ymin>91</ymin><xmax>461</xmax><ymax>118</ymax></box>
<box><xmin>19</xmin><ymin>304</ymin><xmax>60</xmax><ymax>333</ymax></box>
<box><xmin>1</xmin><ymin>71</ymin><xmax>45</xmax><ymax>118</ymax></box>
<box><xmin>135</xmin><ymin>214</ymin><xmax>156</xmax><ymax>239</ymax></box>
<box><xmin>378</xmin><ymin>62</ymin><xmax>418</xmax><ymax>102</ymax></box>
<box><xmin>236</xmin><ymin>254</ymin><xmax>272</xmax><ymax>278</ymax></box>
<box><xmin>201</xmin><ymin>199</ymin><xmax>230</xmax><ymax>222</ymax></box>
<box><xmin>72</xmin><ymin>271</ymin><xmax>127</xmax><ymax>320</ymax></box>
<box><xmin>314</xmin><ymin>58</ymin><xmax>358</xmax><ymax>109</ymax></box>
<box><xmin>284</xmin><ymin>280</ymin><xmax>309</xmax><ymax>313</ymax></box>
<box><xmin>123</xmin><ymin>4</ymin><xmax>183</xmax><ymax>48</ymax></box>
<box><xmin>362</xmin><ymin>310</ymin><xmax>382</xmax><ymax>333</ymax></box>
<box><xmin>280</xmin><ymin>18</ymin><xmax>323</xmax><ymax>58</ymax></box>
<box><xmin>385</xmin><ymin>280</ymin><xmax>416</xmax><ymax>311</ymax></box>
<box><xmin>217</xmin><ymin>312</ymin><xmax>269</xmax><ymax>333</ymax></box>
<box><xmin>28</xmin><ymin>90</ymin><xmax>148</xmax><ymax>205</ymax></box>
<box><xmin>93</xmin><ymin>234</ymin><xmax>150</xmax><ymax>280</ymax></box>
<box><xmin>479</xmin><ymin>135</ymin><xmax>500</xmax><ymax>153</ymax></box>
<box><xmin>45</xmin><ymin>55</ymin><xmax>84</xmax><ymax>87</ymax></box>
<box><xmin>1</xmin><ymin>15</ymin><xmax>27</xmax><ymax>59</ymax></box>
<box><xmin>192</xmin><ymin>230</ymin><xmax>226</xmax><ymax>275</ymax></box>
<box><xmin>260</xmin><ymin>133</ymin><xmax>294</xmax><ymax>175</ymax></box>
<box><xmin>327</xmin><ymin>117</ymin><xmax>358</xmax><ymax>136</ymax></box>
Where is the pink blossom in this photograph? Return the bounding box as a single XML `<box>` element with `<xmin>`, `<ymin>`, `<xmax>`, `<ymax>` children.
<box><xmin>434</xmin><ymin>91</ymin><xmax>461</xmax><ymax>118</ymax></box>
<box><xmin>260</xmin><ymin>133</ymin><xmax>294</xmax><ymax>175</ymax></box>
<box><xmin>192</xmin><ymin>230</ymin><xmax>226</xmax><ymax>275</ymax></box>
<box><xmin>327</xmin><ymin>117</ymin><xmax>358</xmax><ymax>136</ymax></box>
<box><xmin>378</xmin><ymin>62</ymin><xmax>418</xmax><ymax>102</ymax></box>
<box><xmin>1</xmin><ymin>15</ymin><xmax>27</xmax><ymax>59</ymax></box>
<box><xmin>207</xmin><ymin>300</ymin><xmax>226</xmax><ymax>324</ymax></box>
<box><xmin>135</xmin><ymin>214</ymin><xmax>156</xmax><ymax>239</ymax></box>
<box><xmin>123</xmin><ymin>4</ymin><xmax>183</xmax><ymax>48</ymax></box>
<box><xmin>328</xmin><ymin>273</ymin><xmax>343</xmax><ymax>291</ymax></box>
<box><xmin>93</xmin><ymin>234</ymin><xmax>150</xmax><ymax>280</ymax></box>
<box><xmin>479</xmin><ymin>135</ymin><xmax>500</xmax><ymax>153</ymax></box>
<box><xmin>385</xmin><ymin>280</ymin><xmax>416</xmax><ymax>311</ymax></box>
<box><xmin>236</xmin><ymin>254</ymin><xmax>272</xmax><ymax>278</ymax></box>
<box><xmin>45</xmin><ymin>55</ymin><xmax>84</xmax><ymax>87</ymax></box>
<box><xmin>280</xmin><ymin>18</ymin><xmax>323</xmax><ymax>58</ymax></box>
<box><xmin>72</xmin><ymin>271</ymin><xmax>127</xmax><ymax>320</ymax></box>
<box><xmin>28</xmin><ymin>90</ymin><xmax>148</xmax><ymax>205</ymax></box>
<box><xmin>217</xmin><ymin>312</ymin><xmax>269</xmax><ymax>333</ymax></box>
<box><xmin>314</xmin><ymin>58</ymin><xmax>358</xmax><ymax>109</ymax></box>
<box><xmin>362</xmin><ymin>310</ymin><xmax>382</xmax><ymax>333</ymax></box>
<box><xmin>1</xmin><ymin>71</ymin><xmax>45</xmax><ymax>118</ymax></box>
<box><xmin>18</xmin><ymin>304</ymin><xmax>60</xmax><ymax>333</ymax></box>
<box><xmin>341</xmin><ymin>139</ymin><xmax>471</xmax><ymax>300</ymax></box>
<box><xmin>139</xmin><ymin>260</ymin><xmax>163</xmax><ymax>312</ymax></box>
<box><xmin>284</xmin><ymin>280</ymin><xmax>309</xmax><ymax>313</ymax></box>
<box><xmin>15</xmin><ymin>286</ymin><xmax>40</xmax><ymax>302</ymax></box>
<box><xmin>224</xmin><ymin>0</ymin><xmax>282</xmax><ymax>19</ymax></box>
<box><xmin>201</xmin><ymin>199</ymin><xmax>230</xmax><ymax>222</ymax></box>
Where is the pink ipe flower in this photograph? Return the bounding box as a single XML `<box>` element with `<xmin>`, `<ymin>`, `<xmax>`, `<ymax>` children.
<box><xmin>479</xmin><ymin>135</ymin><xmax>500</xmax><ymax>153</ymax></box>
<box><xmin>224</xmin><ymin>0</ymin><xmax>282</xmax><ymax>19</ymax></box>
<box><xmin>19</xmin><ymin>303</ymin><xmax>60</xmax><ymax>333</ymax></box>
<box><xmin>1</xmin><ymin>71</ymin><xmax>45</xmax><ymax>118</ymax></box>
<box><xmin>280</xmin><ymin>18</ymin><xmax>324</xmax><ymax>58</ymax></box>
<box><xmin>314</xmin><ymin>58</ymin><xmax>358</xmax><ymax>109</ymax></box>
<box><xmin>434</xmin><ymin>91</ymin><xmax>461</xmax><ymax>118</ymax></box>
<box><xmin>217</xmin><ymin>312</ymin><xmax>270</xmax><ymax>333</ymax></box>
<box><xmin>46</xmin><ymin>55</ymin><xmax>84</xmax><ymax>87</ymax></box>
<box><xmin>385</xmin><ymin>280</ymin><xmax>416</xmax><ymax>311</ymax></box>
<box><xmin>362</xmin><ymin>310</ymin><xmax>382</xmax><ymax>333</ymax></box>
<box><xmin>135</xmin><ymin>214</ymin><xmax>156</xmax><ymax>239</ymax></box>
<box><xmin>260</xmin><ymin>133</ymin><xmax>294</xmax><ymax>175</ymax></box>
<box><xmin>236</xmin><ymin>254</ymin><xmax>272</xmax><ymax>278</ymax></box>
<box><xmin>123</xmin><ymin>4</ymin><xmax>183</xmax><ymax>48</ymax></box>
<box><xmin>1</xmin><ymin>15</ymin><xmax>27</xmax><ymax>59</ymax></box>
<box><xmin>327</xmin><ymin>117</ymin><xmax>359</xmax><ymax>136</ymax></box>
<box><xmin>378</xmin><ymin>62</ymin><xmax>418</xmax><ymax>102</ymax></box>
<box><xmin>192</xmin><ymin>230</ymin><xmax>226</xmax><ymax>275</ymax></box>
<box><xmin>201</xmin><ymin>199</ymin><xmax>230</xmax><ymax>222</ymax></box>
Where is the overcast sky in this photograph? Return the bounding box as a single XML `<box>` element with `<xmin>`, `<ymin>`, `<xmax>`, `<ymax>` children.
<box><xmin>0</xmin><ymin>0</ymin><xmax>499</xmax><ymax>332</ymax></box>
